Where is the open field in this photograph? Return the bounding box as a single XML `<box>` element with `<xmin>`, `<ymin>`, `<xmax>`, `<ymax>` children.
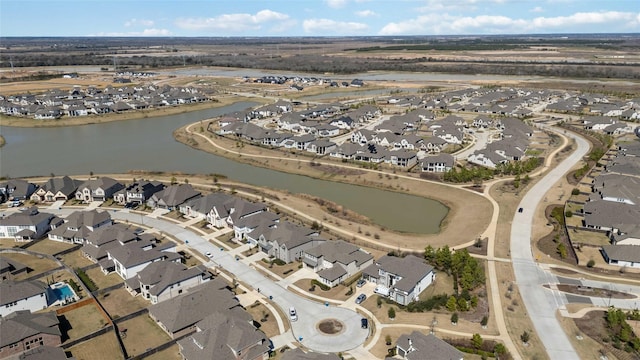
<box><xmin>0</xmin><ymin>252</ymin><xmax>59</xmax><ymax>280</ymax></box>
<box><xmin>59</xmin><ymin>302</ymin><xmax>109</xmax><ymax>341</ymax></box>
<box><xmin>86</xmin><ymin>266</ymin><xmax>124</xmax><ymax>289</ymax></box>
<box><xmin>99</xmin><ymin>287</ymin><xmax>150</xmax><ymax>319</ymax></box>
<box><xmin>68</xmin><ymin>331</ymin><xmax>124</xmax><ymax>360</ymax></box>
<box><xmin>119</xmin><ymin>315</ymin><xmax>172</xmax><ymax>357</ymax></box>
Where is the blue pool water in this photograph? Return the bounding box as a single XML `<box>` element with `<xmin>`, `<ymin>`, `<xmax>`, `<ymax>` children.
<box><xmin>52</xmin><ymin>284</ymin><xmax>74</xmax><ymax>300</ymax></box>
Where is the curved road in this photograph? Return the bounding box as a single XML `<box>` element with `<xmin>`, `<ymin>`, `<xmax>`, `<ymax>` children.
<box><xmin>511</xmin><ymin>125</ymin><xmax>588</xmax><ymax>359</ymax></box>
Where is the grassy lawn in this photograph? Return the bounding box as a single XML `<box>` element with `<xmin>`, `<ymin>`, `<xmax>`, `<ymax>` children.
<box><xmin>143</xmin><ymin>344</ymin><xmax>181</xmax><ymax>360</ymax></box>
<box><xmin>244</xmin><ymin>300</ymin><xmax>281</xmax><ymax>338</ymax></box>
<box><xmin>59</xmin><ymin>250</ymin><xmax>94</xmax><ymax>269</ymax></box>
<box><xmin>178</xmin><ymin>250</ymin><xmax>202</xmax><ymax>268</ymax></box>
<box><xmin>292</xmin><ymin>279</ymin><xmax>354</xmax><ymax>302</ymax></box>
<box><xmin>60</xmin><ymin>303</ymin><xmax>109</xmax><ymax>341</ymax></box>
<box><xmin>68</xmin><ymin>331</ymin><xmax>124</xmax><ymax>360</ymax></box>
<box><xmin>1</xmin><ymin>252</ymin><xmax>59</xmax><ymax>280</ymax></box>
<box><xmin>119</xmin><ymin>314</ymin><xmax>171</xmax><ymax>357</ymax></box>
<box><xmin>99</xmin><ymin>287</ymin><xmax>149</xmax><ymax>319</ymax></box>
<box><xmin>0</xmin><ymin>238</ymin><xmax>25</xmax><ymax>248</ymax></box>
<box><xmin>569</xmin><ymin>229</ymin><xmax>610</xmax><ymax>247</ymax></box>
<box><xmin>259</xmin><ymin>259</ymin><xmax>302</xmax><ymax>279</ymax></box>
<box><xmin>86</xmin><ymin>266</ymin><xmax>124</xmax><ymax>289</ymax></box>
<box><xmin>26</xmin><ymin>239</ymin><xmax>77</xmax><ymax>255</ymax></box>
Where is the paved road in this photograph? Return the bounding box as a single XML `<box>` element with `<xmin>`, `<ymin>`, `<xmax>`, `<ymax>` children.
<box><xmin>107</xmin><ymin>210</ymin><xmax>369</xmax><ymax>353</ymax></box>
<box><xmin>511</xmin><ymin>125</ymin><xmax>589</xmax><ymax>360</ymax></box>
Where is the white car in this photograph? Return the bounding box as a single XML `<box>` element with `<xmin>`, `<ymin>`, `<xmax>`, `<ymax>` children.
<box><xmin>205</xmin><ymin>251</ymin><xmax>213</xmax><ymax>258</ymax></box>
<box><xmin>289</xmin><ymin>307</ymin><xmax>298</xmax><ymax>322</ymax></box>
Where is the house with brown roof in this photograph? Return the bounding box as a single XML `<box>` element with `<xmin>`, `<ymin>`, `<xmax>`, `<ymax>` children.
<box><xmin>396</xmin><ymin>331</ymin><xmax>463</xmax><ymax>360</ymax></box>
<box><xmin>363</xmin><ymin>255</ymin><xmax>435</xmax><ymax>306</ymax></box>
<box><xmin>303</xmin><ymin>240</ymin><xmax>373</xmax><ymax>287</ymax></box>
<box><xmin>124</xmin><ymin>260</ymin><xmax>212</xmax><ymax>304</ymax></box>
<box><xmin>177</xmin><ymin>311</ymin><xmax>270</xmax><ymax>360</ymax></box>
<box><xmin>0</xmin><ymin>281</ymin><xmax>49</xmax><ymax>317</ymax></box>
<box><xmin>149</xmin><ymin>279</ymin><xmax>243</xmax><ymax>338</ymax></box>
<box><xmin>0</xmin><ymin>311</ymin><xmax>61</xmax><ymax>358</ymax></box>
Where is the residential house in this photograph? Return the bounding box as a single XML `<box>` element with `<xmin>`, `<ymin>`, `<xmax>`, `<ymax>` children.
<box><xmin>421</xmin><ymin>153</ymin><xmax>455</xmax><ymax>173</ymax></box>
<box><xmin>583</xmin><ymin>200</ymin><xmax>640</xmax><ymax>233</ymax></box>
<box><xmin>177</xmin><ymin>311</ymin><xmax>270</xmax><ymax>360</ymax></box>
<box><xmin>611</xmin><ymin>224</ymin><xmax>640</xmax><ymax>246</ymax></box>
<box><xmin>0</xmin><ymin>180</ymin><xmax>37</xmax><ymax>202</ymax></box>
<box><xmin>149</xmin><ymin>279</ymin><xmax>244</xmax><ymax>339</ymax></box>
<box><xmin>591</xmin><ymin>173</ymin><xmax>640</xmax><ymax>205</ymax></box>
<box><xmin>107</xmin><ymin>239</ymin><xmax>180</xmax><ymax>280</ymax></box>
<box><xmin>81</xmin><ymin>223</ymin><xmax>141</xmax><ymax>263</ymax></box>
<box><xmin>233</xmin><ymin>211</ymin><xmax>280</xmax><ymax>241</ymax></box>
<box><xmin>179</xmin><ymin>193</ymin><xmax>266</xmax><ymax>229</ymax></box>
<box><xmin>0</xmin><ymin>281</ymin><xmax>48</xmax><ymax>317</ymax></box>
<box><xmin>48</xmin><ymin>209</ymin><xmax>112</xmax><ymax>244</ymax></box>
<box><xmin>125</xmin><ymin>260</ymin><xmax>212</xmax><ymax>304</ymax></box>
<box><xmin>251</xmin><ymin>221</ymin><xmax>325</xmax><ymax>263</ymax></box>
<box><xmin>303</xmin><ymin>240</ymin><xmax>374</xmax><ymax>287</ymax></box>
<box><xmin>601</xmin><ymin>245</ymin><xmax>640</xmax><ymax>269</ymax></box>
<box><xmin>4</xmin><ymin>346</ymin><xmax>70</xmax><ymax>360</ymax></box>
<box><xmin>0</xmin><ymin>311</ymin><xmax>61</xmax><ymax>358</ymax></box>
<box><xmin>362</xmin><ymin>255</ymin><xmax>435</xmax><ymax>306</ymax></box>
<box><xmin>0</xmin><ymin>256</ymin><xmax>30</xmax><ymax>281</ymax></box>
<box><xmin>113</xmin><ymin>180</ymin><xmax>165</xmax><ymax>206</ymax></box>
<box><xmin>147</xmin><ymin>184</ymin><xmax>201</xmax><ymax>210</ymax></box>
<box><xmin>582</xmin><ymin>116</ymin><xmax>616</xmax><ymax>131</ymax></box>
<box><xmin>0</xmin><ymin>208</ymin><xmax>55</xmax><ymax>241</ymax></box>
<box><xmin>74</xmin><ymin>177</ymin><xmax>124</xmax><ymax>203</ymax></box>
<box><xmin>396</xmin><ymin>331</ymin><xmax>463</xmax><ymax>360</ymax></box>
<box><xmin>30</xmin><ymin>176</ymin><xmax>82</xmax><ymax>203</ymax></box>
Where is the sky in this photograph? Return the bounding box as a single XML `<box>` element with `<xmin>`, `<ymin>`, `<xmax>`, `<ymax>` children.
<box><xmin>1</xmin><ymin>0</ymin><xmax>639</xmax><ymax>37</ymax></box>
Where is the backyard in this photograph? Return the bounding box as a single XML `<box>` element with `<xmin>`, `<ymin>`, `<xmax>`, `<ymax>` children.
<box><xmin>68</xmin><ymin>331</ymin><xmax>124</xmax><ymax>360</ymax></box>
<box><xmin>98</xmin><ymin>287</ymin><xmax>150</xmax><ymax>319</ymax></box>
<box><xmin>119</xmin><ymin>314</ymin><xmax>172</xmax><ymax>357</ymax></box>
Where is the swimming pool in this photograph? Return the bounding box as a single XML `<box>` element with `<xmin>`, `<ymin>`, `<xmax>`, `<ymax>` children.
<box><xmin>48</xmin><ymin>282</ymin><xmax>79</xmax><ymax>306</ymax></box>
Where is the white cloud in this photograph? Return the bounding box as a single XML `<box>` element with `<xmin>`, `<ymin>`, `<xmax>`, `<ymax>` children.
<box><xmin>90</xmin><ymin>28</ymin><xmax>172</xmax><ymax>37</ymax></box>
<box><xmin>303</xmin><ymin>19</ymin><xmax>368</xmax><ymax>34</ymax></box>
<box><xmin>175</xmin><ymin>9</ymin><xmax>292</xmax><ymax>33</ymax></box>
<box><xmin>326</xmin><ymin>0</ymin><xmax>348</xmax><ymax>8</ymax></box>
<box><xmin>124</xmin><ymin>18</ymin><xmax>154</xmax><ymax>27</ymax></box>
<box><xmin>531</xmin><ymin>7</ymin><xmax>544</xmax><ymax>13</ymax></box>
<box><xmin>355</xmin><ymin>10</ymin><xmax>377</xmax><ymax>17</ymax></box>
<box><xmin>380</xmin><ymin>11</ymin><xmax>640</xmax><ymax>35</ymax></box>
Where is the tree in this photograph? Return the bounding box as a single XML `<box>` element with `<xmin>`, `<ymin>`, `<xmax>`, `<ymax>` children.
<box><xmin>388</xmin><ymin>307</ymin><xmax>396</xmax><ymax>319</ymax></box>
<box><xmin>457</xmin><ymin>297</ymin><xmax>468</xmax><ymax>312</ymax></box>
<box><xmin>557</xmin><ymin>243</ymin><xmax>567</xmax><ymax>259</ymax></box>
<box><xmin>494</xmin><ymin>343</ymin><xmax>506</xmax><ymax>356</ymax></box>
<box><xmin>446</xmin><ymin>295</ymin><xmax>458</xmax><ymax>312</ymax></box>
<box><xmin>521</xmin><ymin>331</ymin><xmax>530</xmax><ymax>344</ymax></box>
<box><xmin>311</xmin><ymin>221</ymin><xmax>321</xmax><ymax>231</ymax></box>
<box><xmin>385</xmin><ymin>334</ymin><xmax>392</xmax><ymax>345</ymax></box>
<box><xmin>472</xmin><ymin>333</ymin><xmax>483</xmax><ymax>350</ymax></box>
<box><xmin>481</xmin><ymin>315</ymin><xmax>488</xmax><ymax>327</ymax></box>
<box><xmin>377</xmin><ymin>296</ymin><xmax>382</xmax><ymax>308</ymax></box>
<box><xmin>451</xmin><ymin>312</ymin><xmax>458</xmax><ymax>324</ymax></box>
<box><xmin>571</xmin><ymin>188</ymin><xmax>580</xmax><ymax>195</ymax></box>
<box><xmin>587</xmin><ymin>259</ymin><xmax>595</xmax><ymax>268</ymax></box>
<box><xmin>471</xmin><ymin>295</ymin><xmax>479</xmax><ymax>308</ymax></box>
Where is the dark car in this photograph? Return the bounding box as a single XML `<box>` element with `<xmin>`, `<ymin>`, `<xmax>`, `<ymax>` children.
<box><xmin>518</xmin><ymin>207</ymin><xmax>524</xmax><ymax>213</ymax></box>
<box><xmin>355</xmin><ymin>294</ymin><xmax>367</xmax><ymax>304</ymax></box>
<box><xmin>361</xmin><ymin>318</ymin><xmax>368</xmax><ymax>329</ymax></box>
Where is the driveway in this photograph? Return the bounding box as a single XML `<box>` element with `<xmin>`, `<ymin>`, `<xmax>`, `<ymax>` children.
<box><xmin>109</xmin><ymin>211</ymin><xmax>369</xmax><ymax>353</ymax></box>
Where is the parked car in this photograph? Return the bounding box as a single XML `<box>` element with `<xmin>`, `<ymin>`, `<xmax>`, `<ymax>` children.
<box><xmin>289</xmin><ymin>307</ymin><xmax>298</xmax><ymax>322</ymax></box>
<box><xmin>356</xmin><ymin>279</ymin><xmax>366</xmax><ymax>288</ymax></box>
<box><xmin>205</xmin><ymin>251</ymin><xmax>213</xmax><ymax>258</ymax></box>
<box><xmin>361</xmin><ymin>318</ymin><xmax>368</xmax><ymax>329</ymax></box>
<box><xmin>355</xmin><ymin>294</ymin><xmax>367</xmax><ymax>304</ymax></box>
<box><xmin>518</xmin><ymin>207</ymin><xmax>523</xmax><ymax>213</ymax></box>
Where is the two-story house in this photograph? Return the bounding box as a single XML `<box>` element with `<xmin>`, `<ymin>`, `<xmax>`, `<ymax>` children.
<box><xmin>0</xmin><ymin>310</ymin><xmax>61</xmax><ymax>358</ymax></box>
<box><xmin>0</xmin><ymin>281</ymin><xmax>49</xmax><ymax>317</ymax></box>
<box><xmin>0</xmin><ymin>207</ymin><xmax>55</xmax><ymax>241</ymax></box>
<box><xmin>75</xmin><ymin>177</ymin><xmax>124</xmax><ymax>203</ymax></box>
<box><xmin>303</xmin><ymin>240</ymin><xmax>374</xmax><ymax>287</ymax></box>
<box><xmin>113</xmin><ymin>180</ymin><xmax>165</xmax><ymax>206</ymax></box>
<box><xmin>363</xmin><ymin>255</ymin><xmax>435</xmax><ymax>306</ymax></box>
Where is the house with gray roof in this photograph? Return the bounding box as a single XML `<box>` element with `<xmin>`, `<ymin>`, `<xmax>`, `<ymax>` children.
<box><xmin>0</xmin><ymin>311</ymin><xmax>61</xmax><ymax>358</ymax></box>
<box><xmin>81</xmin><ymin>223</ymin><xmax>149</xmax><ymax>262</ymax></box>
<box><xmin>250</xmin><ymin>221</ymin><xmax>324</xmax><ymax>263</ymax></box>
<box><xmin>179</xmin><ymin>192</ymin><xmax>266</xmax><ymax>230</ymax></box>
<box><xmin>396</xmin><ymin>331</ymin><xmax>463</xmax><ymax>360</ymax></box>
<box><xmin>48</xmin><ymin>209</ymin><xmax>112</xmax><ymax>244</ymax></box>
<box><xmin>0</xmin><ymin>180</ymin><xmax>37</xmax><ymax>202</ymax></box>
<box><xmin>125</xmin><ymin>260</ymin><xmax>212</xmax><ymax>304</ymax></box>
<box><xmin>281</xmin><ymin>349</ymin><xmax>340</xmax><ymax>360</ymax></box>
<box><xmin>233</xmin><ymin>211</ymin><xmax>281</xmax><ymax>241</ymax></box>
<box><xmin>107</xmin><ymin>238</ymin><xmax>179</xmax><ymax>280</ymax></box>
<box><xmin>113</xmin><ymin>180</ymin><xmax>165</xmax><ymax>206</ymax></box>
<box><xmin>30</xmin><ymin>176</ymin><xmax>82</xmax><ymax>203</ymax></box>
<box><xmin>591</xmin><ymin>173</ymin><xmax>640</xmax><ymax>205</ymax></box>
<box><xmin>303</xmin><ymin>240</ymin><xmax>373</xmax><ymax>287</ymax></box>
<box><xmin>177</xmin><ymin>310</ymin><xmax>270</xmax><ymax>360</ymax></box>
<box><xmin>0</xmin><ymin>208</ymin><xmax>55</xmax><ymax>241</ymax></box>
<box><xmin>583</xmin><ymin>200</ymin><xmax>640</xmax><ymax>233</ymax></box>
<box><xmin>362</xmin><ymin>255</ymin><xmax>435</xmax><ymax>306</ymax></box>
<box><xmin>0</xmin><ymin>281</ymin><xmax>49</xmax><ymax>317</ymax></box>
<box><xmin>421</xmin><ymin>153</ymin><xmax>455</xmax><ymax>173</ymax></box>
<box><xmin>147</xmin><ymin>184</ymin><xmax>201</xmax><ymax>210</ymax></box>
<box><xmin>0</xmin><ymin>256</ymin><xmax>30</xmax><ymax>281</ymax></box>
<box><xmin>74</xmin><ymin>177</ymin><xmax>124</xmax><ymax>203</ymax></box>
<box><xmin>604</xmin><ymin>155</ymin><xmax>640</xmax><ymax>177</ymax></box>
<box><xmin>602</xmin><ymin>245</ymin><xmax>640</xmax><ymax>269</ymax></box>
<box><xmin>149</xmin><ymin>279</ymin><xmax>243</xmax><ymax>338</ymax></box>
<box><xmin>611</xmin><ymin>223</ymin><xmax>640</xmax><ymax>246</ymax></box>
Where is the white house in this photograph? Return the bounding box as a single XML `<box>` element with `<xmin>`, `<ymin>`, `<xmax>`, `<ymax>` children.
<box><xmin>0</xmin><ymin>280</ymin><xmax>48</xmax><ymax>317</ymax></box>
<box><xmin>362</xmin><ymin>255</ymin><xmax>435</xmax><ymax>306</ymax></box>
<box><xmin>125</xmin><ymin>261</ymin><xmax>212</xmax><ymax>304</ymax></box>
